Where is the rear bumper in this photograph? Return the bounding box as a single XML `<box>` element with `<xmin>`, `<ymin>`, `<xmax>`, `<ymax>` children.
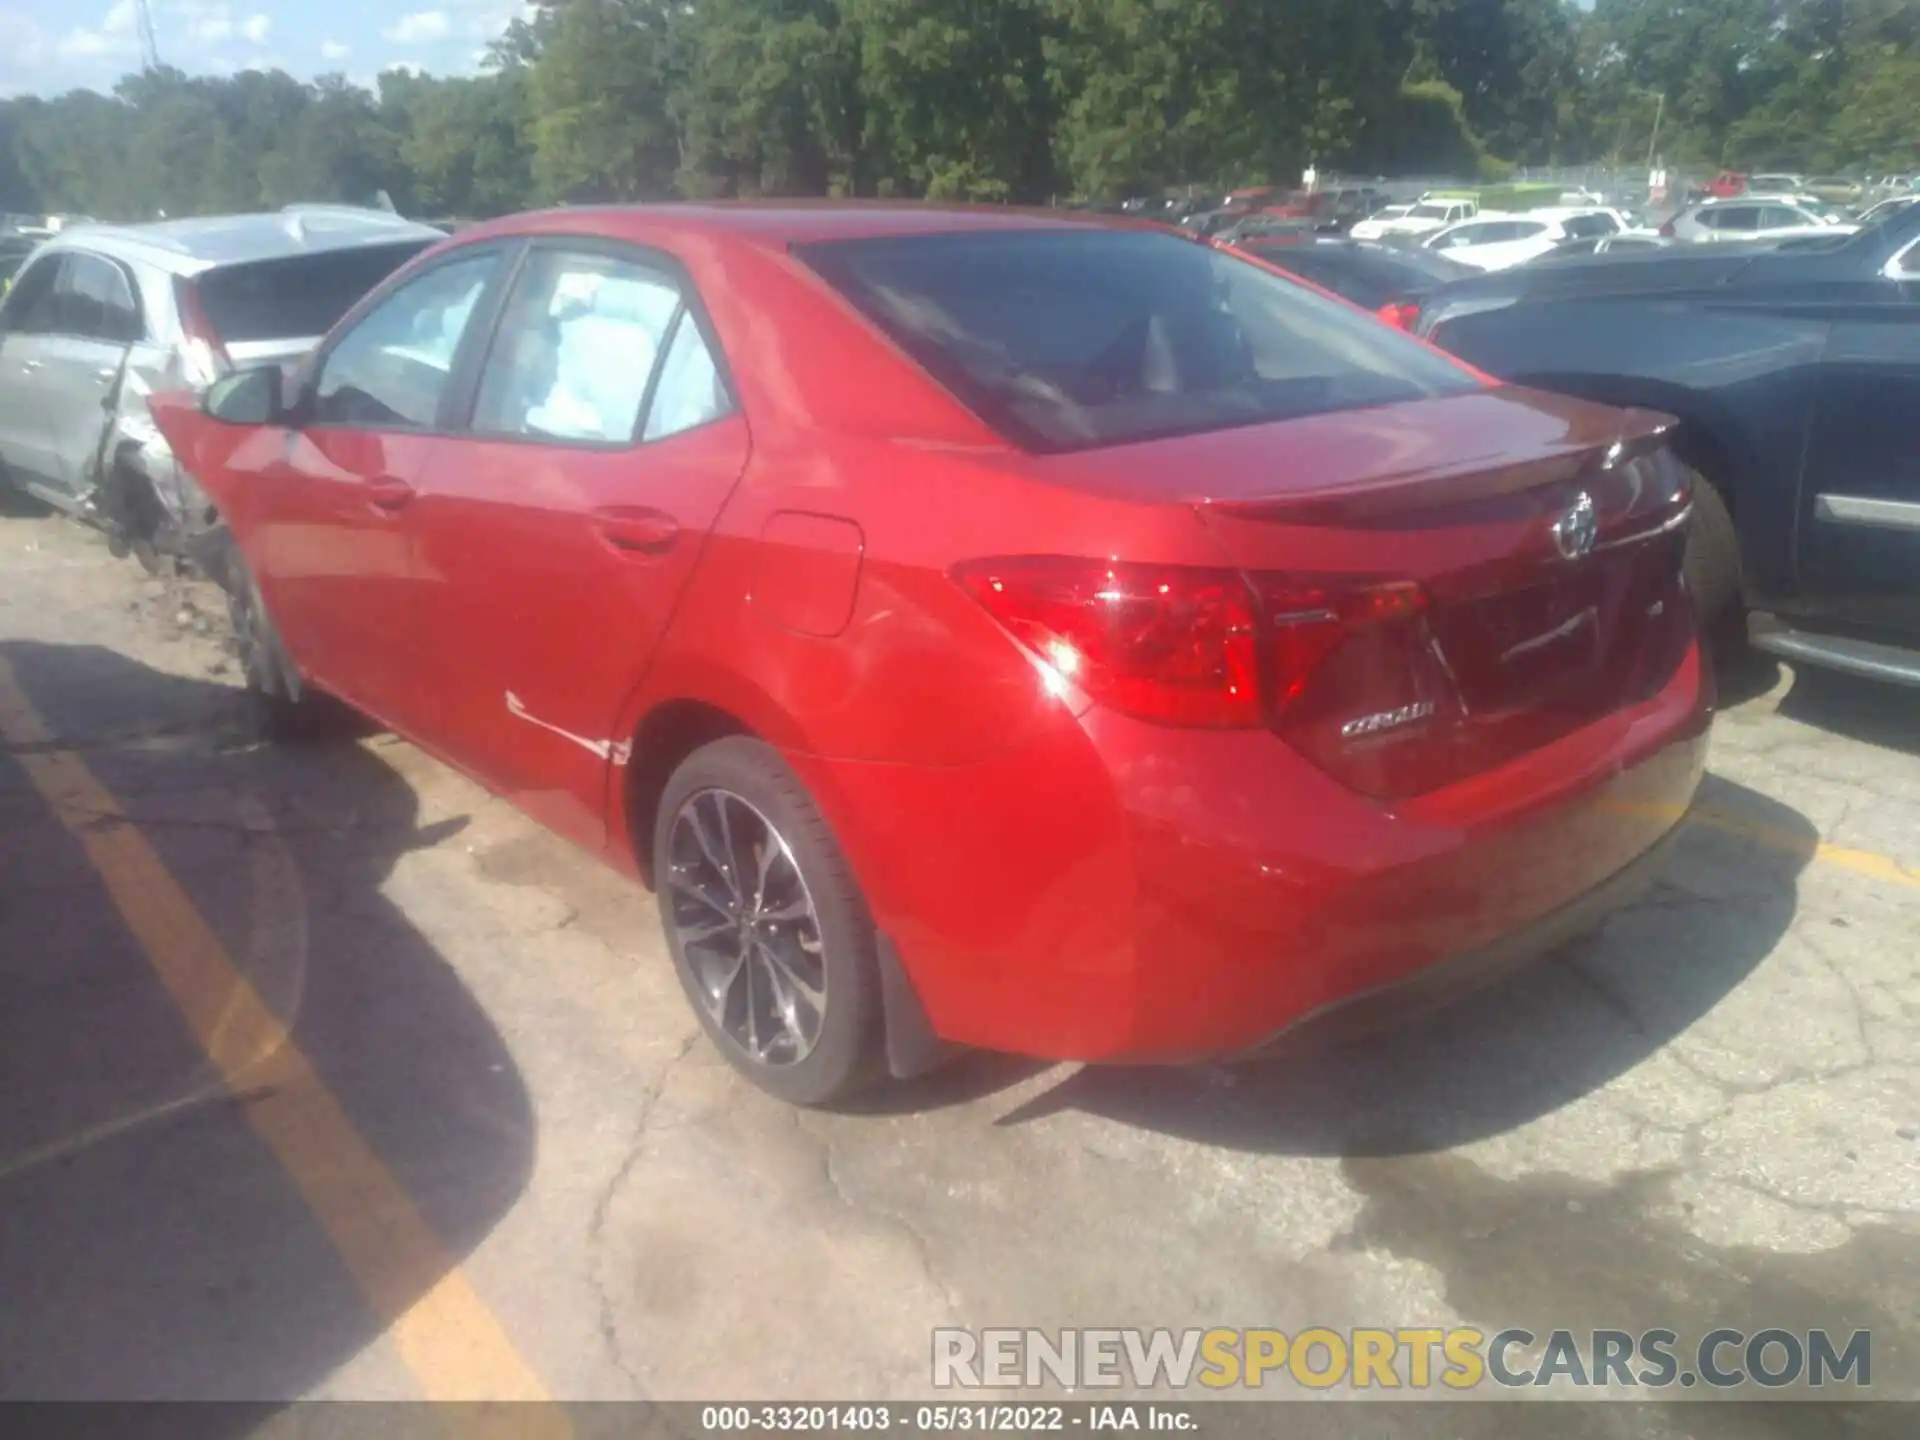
<box><xmin>1231</xmin><ymin>820</ymin><xmax>1681</xmax><ymax>1060</ymax></box>
<box><xmin>794</xmin><ymin>644</ymin><xmax>1710</xmax><ymax>1066</ymax></box>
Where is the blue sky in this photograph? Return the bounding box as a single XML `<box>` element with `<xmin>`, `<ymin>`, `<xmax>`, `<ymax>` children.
<box><xmin>0</xmin><ymin>0</ymin><xmax>536</xmax><ymax>97</ymax></box>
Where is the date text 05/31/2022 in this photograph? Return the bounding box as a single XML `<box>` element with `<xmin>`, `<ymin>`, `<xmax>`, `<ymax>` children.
<box><xmin>700</xmin><ymin>1405</ymin><xmax>1196</xmax><ymax>1432</ymax></box>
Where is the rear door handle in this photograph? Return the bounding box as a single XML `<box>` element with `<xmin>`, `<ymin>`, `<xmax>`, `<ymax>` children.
<box><xmin>19</xmin><ymin>359</ymin><xmax>42</xmax><ymax>374</ymax></box>
<box><xmin>366</xmin><ymin>477</ymin><xmax>416</xmax><ymax>511</ymax></box>
<box><xmin>593</xmin><ymin>508</ymin><xmax>680</xmax><ymax>556</ymax></box>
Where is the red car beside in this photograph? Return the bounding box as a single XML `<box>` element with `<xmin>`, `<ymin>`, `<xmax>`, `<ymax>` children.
<box><xmin>154</xmin><ymin>205</ymin><xmax>1711</xmax><ymax>1105</ymax></box>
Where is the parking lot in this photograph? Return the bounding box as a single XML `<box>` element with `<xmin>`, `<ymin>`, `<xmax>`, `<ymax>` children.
<box><xmin>2</xmin><ymin>492</ymin><xmax>1917</xmax><ymax>1421</ymax></box>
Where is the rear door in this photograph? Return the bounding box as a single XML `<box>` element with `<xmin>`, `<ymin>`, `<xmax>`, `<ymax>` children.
<box><xmin>405</xmin><ymin>239</ymin><xmax>750</xmax><ymax>848</ymax></box>
<box><xmin>37</xmin><ymin>251</ymin><xmax>147</xmax><ymax>500</ymax></box>
<box><xmin>1710</xmin><ymin>206</ymin><xmax>1761</xmax><ymax>241</ymax></box>
<box><xmin>0</xmin><ymin>253</ymin><xmax>64</xmax><ymax>488</ymax></box>
<box><xmin>240</xmin><ymin>246</ymin><xmax>510</xmax><ymax>733</ymax></box>
<box><xmin>1796</xmin><ymin>235</ymin><xmax>1920</xmax><ymax>637</ymax></box>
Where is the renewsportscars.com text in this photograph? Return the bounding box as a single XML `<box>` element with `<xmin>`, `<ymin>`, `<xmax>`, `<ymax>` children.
<box><xmin>932</xmin><ymin>1327</ymin><xmax>1872</xmax><ymax>1392</ymax></box>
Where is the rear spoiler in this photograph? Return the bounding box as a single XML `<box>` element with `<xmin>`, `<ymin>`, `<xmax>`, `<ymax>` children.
<box><xmin>1206</xmin><ymin>411</ymin><xmax>1678</xmax><ymax>525</ymax></box>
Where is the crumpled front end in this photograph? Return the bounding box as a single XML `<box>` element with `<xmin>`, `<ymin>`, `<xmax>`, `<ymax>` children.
<box><xmin>94</xmin><ymin>357</ymin><xmax>222</xmax><ymax>571</ymax></box>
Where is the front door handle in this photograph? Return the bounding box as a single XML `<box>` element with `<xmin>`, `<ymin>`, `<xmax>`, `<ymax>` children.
<box><xmin>366</xmin><ymin>477</ymin><xmax>416</xmax><ymax>511</ymax></box>
<box><xmin>594</xmin><ymin>508</ymin><xmax>680</xmax><ymax>556</ymax></box>
<box><xmin>19</xmin><ymin>359</ymin><xmax>42</xmax><ymax>374</ymax></box>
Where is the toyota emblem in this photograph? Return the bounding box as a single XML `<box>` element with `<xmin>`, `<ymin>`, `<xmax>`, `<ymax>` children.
<box><xmin>1551</xmin><ymin>491</ymin><xmax>1598</xmax><ymax>560</ymax></box>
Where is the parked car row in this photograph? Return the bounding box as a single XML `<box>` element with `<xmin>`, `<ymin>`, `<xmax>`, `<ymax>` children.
<box><xmin>4</xmin><ymin>194</ymin><xmax>1910</xmax><ymax>1112</ymax></box>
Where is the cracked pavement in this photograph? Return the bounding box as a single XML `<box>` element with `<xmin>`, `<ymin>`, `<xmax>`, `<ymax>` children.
<box><xmin>1</xmin><ymin>497</ymin><xmax>1916</xmax><ymax>1420</ymax></box>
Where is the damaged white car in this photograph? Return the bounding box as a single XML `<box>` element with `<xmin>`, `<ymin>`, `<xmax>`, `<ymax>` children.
<box><xmin>0</xmin><ymin>206</ymin><xmax>441</xmax><ymax>570</ymax></box>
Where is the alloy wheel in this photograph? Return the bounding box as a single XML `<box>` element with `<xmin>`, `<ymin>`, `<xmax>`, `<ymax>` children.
<box><xmin>665</xmin><ymin>788</ymin><xmax>828</xmax><ymax>1067</ymax></box>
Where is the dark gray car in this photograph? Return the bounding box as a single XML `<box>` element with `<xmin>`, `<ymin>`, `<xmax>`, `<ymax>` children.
<box><xmin>0</xmin><ymin>206</ymin><xmax>442</xmax><ymax>566</ymax></box>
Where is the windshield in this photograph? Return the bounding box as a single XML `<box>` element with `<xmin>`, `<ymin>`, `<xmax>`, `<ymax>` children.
<box><xmin>1408</xmin><ymin>204</ymin><xmax>1452</xmax><ymax>221</ymax></box>
<box><xmin>798</xmin><ymin>229</ymin><xmax>1478</xmax><ymax>453</ymax></box>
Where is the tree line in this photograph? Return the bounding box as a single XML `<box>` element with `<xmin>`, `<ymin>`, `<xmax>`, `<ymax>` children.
<box><xmin>1</xmin><ymin>0</ymin><xmax>1914</xmax><ymax>224</ymax></box>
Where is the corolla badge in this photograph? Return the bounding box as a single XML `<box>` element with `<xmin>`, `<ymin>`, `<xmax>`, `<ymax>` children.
<box><xmin>1551</xmin><ymin>491</ymin><xmax>1599</xmax><ymax>560</ymax></box>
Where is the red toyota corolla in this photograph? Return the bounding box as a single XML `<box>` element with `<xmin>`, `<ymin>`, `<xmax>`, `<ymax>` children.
<box><xmin>152</xmin><ymin>205</ymin><xmax>1711</xmax><ymax>1105</ymax></box>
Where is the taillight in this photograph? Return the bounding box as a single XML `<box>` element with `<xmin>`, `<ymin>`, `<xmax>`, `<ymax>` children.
<box><xmin>173</xmin><ymin>276</ymin><xmax>231</xmax><ymax>389</ymax></box>
<box><xmin>1658</xmin><ymin>219</ymin><xmax>1676</xmax><ymax>238</ymax></box>
<box><xmin>954</xmin><ymin>557</ymin><xmax>1433</xmax><ymax>732</ymax></box>
<box><xmin>955</xmin><ymin>558</ymin><xmax>1261</xmax><ymax>727</ymax></box>
<box><xmin>1375</xmin><ymin>300</ymin><xmax>1421</xmax><ymax>330</ymax></box>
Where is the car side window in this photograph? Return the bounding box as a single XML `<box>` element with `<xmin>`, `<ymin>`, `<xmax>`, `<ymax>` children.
<box><xmin>1761</xmin><ymin>206</ymin><xmax>1804</xmax><ymax>229</ymax></box>
<box><xmin>1718</xmin><ymin>207</ymin><xmax>1760</xmax><ymax>232</ymax></box>
<box><xmin>0</xmin><ymin>254</ymin><xmax>63</xmax><ymax>334</ymax></box>
<box><xmin>473</xmin><ymin>248</ymin><xmax>684</xmax><ymax>444</ymax></box>
<box><xmin>643</xmin><ymin>311</ymin><xmax>732</xmax><ymax>441</ymax></box>
<box><xmin>56</xmin><ymin>253</ymin><xmax>142</xmax><ymax>343</ymax></box>
<box><xmin>1895</xmin><ymin>240</ymin><xmax>1920</xmax><ymax>277</ymax></box>
<box><xmin>312</xmin><ymin>252</ymin><xmax>498</xmax><ymax>431</ymax></box>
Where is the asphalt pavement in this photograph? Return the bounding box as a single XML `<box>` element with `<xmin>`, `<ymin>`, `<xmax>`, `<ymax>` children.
<box><xmin>1</xmin><ymin>493</ymin><xmax>1916</xmax><ymax>1432</ymax></box>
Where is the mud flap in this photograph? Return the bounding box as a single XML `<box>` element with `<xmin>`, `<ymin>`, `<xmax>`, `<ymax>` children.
<box><xmin>878</xmin><ymin>935</ymin><xmax>961</xmax><ymax>1079</ymax></box>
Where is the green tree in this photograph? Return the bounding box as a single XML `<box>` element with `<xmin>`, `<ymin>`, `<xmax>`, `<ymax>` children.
<box><xmin>674</xmin><ymin>0</ymin><xmax>863</xmax><ymax>197</ymax></box>
<box><xmin>842</xmin><ymin>0</ymin><xmax>1056</xmax><ymax>200</ymax></box>
<box><xmin>526</xmin><ymin>0</ymin><xmax>682</xmax><ymax>202</ymax></box>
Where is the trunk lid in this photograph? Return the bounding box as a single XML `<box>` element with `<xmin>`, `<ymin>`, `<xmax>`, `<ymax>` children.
<box><xmin>1038</xmin><ymin>389</ymin><xmax>1695</xmax><ymax>801</ymax></box>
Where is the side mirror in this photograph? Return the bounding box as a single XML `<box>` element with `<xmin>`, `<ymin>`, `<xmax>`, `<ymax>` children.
<box><xmin>202</xmin><ymin>364</ymin><xmax>289</xmax><ymax>426</ymax></box>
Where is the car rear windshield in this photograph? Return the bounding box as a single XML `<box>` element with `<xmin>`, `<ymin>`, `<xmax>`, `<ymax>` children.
<box><xmin>195</xmin><ymin>241</ymin><xmax>436</xmax><ymax>343</ymax></box>
<box><xmin>796</xmin><ymin>230</ymin><xmax>1478</xmax><ymax>452</ymax></box>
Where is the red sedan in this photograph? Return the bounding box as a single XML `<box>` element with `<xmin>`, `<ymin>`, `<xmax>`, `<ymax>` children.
<box><xmin>153</xmin><ymin>205</ymin><xmax>1711</xmax><ymax>1105</ymax></box>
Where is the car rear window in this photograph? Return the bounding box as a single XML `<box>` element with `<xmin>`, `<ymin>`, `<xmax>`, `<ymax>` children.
<box><xmin>797</xmin><ymin>230</ymin><xmax>1478</xmax><ymax>453</ymax></box>
<box><xmin>195</xmin><ymin>241</ymin><xmax>436</xmax><ymax>343</ymax></box>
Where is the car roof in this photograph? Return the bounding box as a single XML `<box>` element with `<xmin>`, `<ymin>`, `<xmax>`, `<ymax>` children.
<box><xmin>459</xmin><ymin>202</ymin><xmax>1177</xmax><ymax>253</ymax></box>
<box><xmin>41</xmin><ymin>207</ymin><xmax>445</xmax><ymax>275</ymax></box>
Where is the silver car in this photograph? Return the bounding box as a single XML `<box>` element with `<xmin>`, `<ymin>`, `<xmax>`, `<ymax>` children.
<box><xmin>1667</xmin><ymin>196</ymin><xmax>1856</xmax><ymax>245</ymax></box>
<box><xmin>0</xmin><ymin>206</ymin><xmax>442</xmax><ymax>567</ymax></box>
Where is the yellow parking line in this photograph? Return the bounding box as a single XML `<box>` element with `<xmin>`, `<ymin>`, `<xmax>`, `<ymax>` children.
<box><xmin>0</xmin><ymin>657</ymin><xmax>556</xmax><ymax>1406</ymax></box>
<box><xmin>1602</xmin><ymin>797</ymin><xmax>1920</xmax><ymax>891</ymax></box>
<box><xmin>1687</xmin><ymin>805</ymin><xmax>1920</xmax><ymax>892</ymax></box>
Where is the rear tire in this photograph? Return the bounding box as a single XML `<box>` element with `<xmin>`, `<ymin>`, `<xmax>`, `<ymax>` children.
<box><xmin>1683</xmin><ymin>472</ymin><xmax>1743</xmax><ymax>653</ymax></box>
<box><xmin>653</xmin><ymin>737</ymin><xmax>886</xmax><ymax>1106</ymax></box>
<box><xmin>210</xmin><ymin>529</ymin><xmax>326</xmax><ymax>740</ymax></box>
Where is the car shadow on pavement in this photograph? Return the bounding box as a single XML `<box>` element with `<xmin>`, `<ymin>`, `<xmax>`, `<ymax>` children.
<box><xmin>1775</xmin><ymin>664</ymin><xmax>1920</xmax><ymax>755</ymax></box>
<box><xmin>0</xmin><ymin>482</ymin><xmax>52</xmax><ymax>519</ymax></box>
<box><xmin>1014</xmin><ymin>772</ymin><xmax>1813</xmax><ymax>1158</ymax></box>
<box><xmin>0</xmin><ymin>640</ymin><xmax>535</xmax><ymax>1405</ymax></box>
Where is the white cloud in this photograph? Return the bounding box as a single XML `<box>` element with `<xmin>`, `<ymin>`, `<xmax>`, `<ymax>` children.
<box><xmin>320</xmin><ymin>39</ymin><xmax>351</xmax><ymax>62</ymax></box>
<box><xmin>464</xmin><ymin>0</ymin><xmax>536</xmax><ymax>41</ymax></box>
<box><xmin>0</xmin><ymin>15</ymin><xmax>50</xmax><ymax>94</ymax></box>
<box><xmin>57</xmin><ymin>30</ymin><xmax>114</xmax><ymax>60</ymax></box>
<box><xmin>168</xmin><ymin>0</ymin><xmax>235</xmax><ymax>45</ymax></box>
<box><xmin>383</xmin><ymin>11</ymin><xmax>453</xmax><ymax>45</ymax></box>
<box><xmin>52</xmin><ymin>0</ymin><xmax>142</xmax><ymax>64</ymax></box>
<box><xmin>242</xmin><ymin>14</ymin><xmax>270</xmax><ymax>45</ymax></box>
